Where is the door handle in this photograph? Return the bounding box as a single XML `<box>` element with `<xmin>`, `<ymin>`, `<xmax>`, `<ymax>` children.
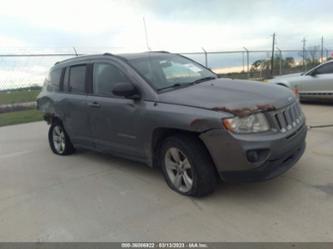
<box><xmin>88</xmin><ymin>101</ymin><xmax>101</xmax><ymax>108</ymax></box>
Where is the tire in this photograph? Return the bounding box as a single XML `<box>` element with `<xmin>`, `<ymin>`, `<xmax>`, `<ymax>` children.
<box><xmin>48</xmin><ymin>121</ymin><xmax>75</xmax><ymax>156</ymax></box>
<box><xmin>159</xmin><ymin>134</ymin><xmax>217</xmax><ymax>197</ymax></box>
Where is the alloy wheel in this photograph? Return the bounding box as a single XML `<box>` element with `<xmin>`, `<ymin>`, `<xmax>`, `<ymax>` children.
<box><xmin>52</xmin><ymin>125</ymin><xmax>66</xmax><ymax>154</ymax></box>
<box><xmin>165</xmin><ymin>147</ymin><xmax>193</xmax><ymax>193</ymax></box>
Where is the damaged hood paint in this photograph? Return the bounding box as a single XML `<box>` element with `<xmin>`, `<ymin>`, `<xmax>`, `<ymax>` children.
<box><xmin>158</xmin><ymin>78</ymin><xmax>295</xmax><ymax>116</ymax></box>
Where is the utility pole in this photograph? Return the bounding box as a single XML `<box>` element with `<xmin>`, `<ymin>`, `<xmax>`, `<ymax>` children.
<box><xmin>242</xmin><ymin>51</ymin><xmax>245</xmax><ymax>72</ymax></box>
<box><xmin>321</xmin><ymin>36</ymin><xmax>324</xmax><ymax>62</ymax></box>
<box><xmin>277</xmin><ymin>47</ymin><xmax>282</xmax><ymax>75</ymax></box>
<box><xmin>243</xmin><ymin>47</ymin><xmax>250</xmax><ymax>78</ymax></box>
<box><xmin>271</xmin><ymin>33</ymin><xmax>276</xmax><ymax>77</ymax></box>
<box><xmin>302</xmin><ymin>38</ymin><xmax>306</xmax><ymax>71</ymax></box>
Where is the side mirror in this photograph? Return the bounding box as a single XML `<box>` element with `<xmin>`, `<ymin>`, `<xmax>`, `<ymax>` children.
<box><xmin>112</xmin><ymin>82</ymin><xmax>140</xmax><ymax>99</ymax></box>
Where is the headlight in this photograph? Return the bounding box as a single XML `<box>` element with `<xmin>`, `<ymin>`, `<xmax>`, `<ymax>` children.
<box><xmin>223</xmin><ymin>113</ymin><xmax>270</xmax><ymax>134</ymax></box>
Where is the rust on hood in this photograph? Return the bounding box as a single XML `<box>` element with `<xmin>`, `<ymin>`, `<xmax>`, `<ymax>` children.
<box><xmin>256</xmin><ymin>104</ymin><xmax>276</xmax><ymax>112</ymax></box>
<box><xmin>212</xmin><ymin>104</ymin><xmax>276</xmax><ymax>117</ymax></box>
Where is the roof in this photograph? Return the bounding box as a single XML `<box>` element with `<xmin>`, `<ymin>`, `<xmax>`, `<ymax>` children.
<box><xmin>54</xmin><ymin>51</ymin><xmax>172</xmax><ymax>66</ymax></box>
<box><xmin>118</xmin><ymin>51</ymin><xmax>171</xmax><ymax>60</ymax></box>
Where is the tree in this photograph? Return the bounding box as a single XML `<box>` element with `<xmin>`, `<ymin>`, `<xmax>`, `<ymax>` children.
<box><xmin>285</xmin><ymin>57</ymin><xmax>295</xmax><ymax>67</ymax></box>
<box><xmin>250</xmin><ymin>56</ymin><xmax>296</xmax><ymax>78</ymax></box>
<box><xmin>306</xmin><ymin>46</ymin><xmax>320</xmax><ymax>65</ymax></box>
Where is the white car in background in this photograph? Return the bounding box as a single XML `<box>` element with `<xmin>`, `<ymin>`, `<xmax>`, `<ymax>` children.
<box><xmin>269</xmin><ymin>60</ymin><xmax>333</xmax><ymax>102</ymax></box>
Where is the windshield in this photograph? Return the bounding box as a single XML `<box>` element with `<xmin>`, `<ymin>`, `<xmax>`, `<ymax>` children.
<box><xmin>127</xmin><ymin>54</ymin><xmax>217</xmax><ymax>91</ymax></box>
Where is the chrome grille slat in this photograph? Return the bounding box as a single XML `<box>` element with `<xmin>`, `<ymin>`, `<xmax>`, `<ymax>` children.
<box><xmin>284</xmin><ymin>109</ymin><xmax>292</xmax><ymax>130</ymax></box>
<box><xmin>278</xmin><ymin>113</ymin><xmax>286</xmax><ymax>131</ymax></box>
<box><xmin>274</xmin><ymin>114</ymin><xmax>282</xmax><ymax>130</ymax></box>
<box><xmin>284</xmin><ymin>111</ymin><xmax>290</xmax><ymax>125</ymax></box>
<box><xmin>291</xmin><ymin>105</ymin><xmax>298</xmax><ymax>126</ymax></box>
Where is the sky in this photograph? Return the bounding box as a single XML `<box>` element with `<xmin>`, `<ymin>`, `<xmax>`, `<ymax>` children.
<box><xmin>1</xmin><ymin>0</ymin><xmax>333</xmax><ymax>89</ymax></box>
<box><xmin>0</xmin><ymin>0</ymin><xmax>333</xmax><ymax>53</ymax></box>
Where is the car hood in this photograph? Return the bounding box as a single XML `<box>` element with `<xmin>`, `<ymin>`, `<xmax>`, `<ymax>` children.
<box><xmin>158</xmin><ymin>78</ymin><xmax>295</xmax><ymax>117</ymax></box>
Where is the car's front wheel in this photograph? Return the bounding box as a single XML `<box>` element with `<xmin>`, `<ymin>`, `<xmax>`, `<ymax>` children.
<box><xmin>48</xmin><ymin>122</ymin><xmax>75</xmax><ymax>155</ymax></box>
<box><xmin>160</xmin><ymin>135</ymin><xmax>217</xmax><ymax>197</ymax></box>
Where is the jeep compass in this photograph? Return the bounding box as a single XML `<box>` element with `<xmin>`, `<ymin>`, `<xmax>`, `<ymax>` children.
<box><xmin>37</xmin><ymin>51</ymin><xmax>307</xmax><ymax>196</ymax></box>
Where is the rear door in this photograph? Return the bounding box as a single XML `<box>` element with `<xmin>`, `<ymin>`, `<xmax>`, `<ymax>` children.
<box><xmin>87</xmin><ymin>61</ymin><xmax>145</xmax><ymax>158</ymax></box>
<box><xmin>61</xmin><ymin>64</ymin><xmax>93</xmax><ymax>148</ymax></box>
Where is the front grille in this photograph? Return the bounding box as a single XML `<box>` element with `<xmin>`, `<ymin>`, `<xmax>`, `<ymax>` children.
<box><xmin>268</xmin><ymin>102</ymin><xmax>304</xmax><ymax>133</ymax></box>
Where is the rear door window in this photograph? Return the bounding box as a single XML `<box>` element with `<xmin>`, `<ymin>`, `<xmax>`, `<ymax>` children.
<box><xmin>68</xmin><ymin>65</ymin><xmax>87</xmax><ymax>94</ymax></box>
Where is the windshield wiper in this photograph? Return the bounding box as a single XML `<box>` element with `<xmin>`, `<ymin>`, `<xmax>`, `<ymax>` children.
<box><xmin>157</xmin><ymin>82</ymin><xmax>193</xmax><ymax>91</ymax></box>
<box><xmin>157</xmin><ymin>76</ymin><xmax>216</xmax><ymax>92</ymax></box>
<box><xmin>191</xmin><ymin>76</ymin><xmax>216</xmax><ymax>84</ymax></box>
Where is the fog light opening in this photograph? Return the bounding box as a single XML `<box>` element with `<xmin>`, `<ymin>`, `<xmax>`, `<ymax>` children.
<box><xmin>247</xmin><ymin>150</ymin><xmax>259</xmax><ymax>163</ymax></box>
<box><xmin>246</xmin><ymin>149</ymin><xmax>270</xmax><ymax>163</ymax></box>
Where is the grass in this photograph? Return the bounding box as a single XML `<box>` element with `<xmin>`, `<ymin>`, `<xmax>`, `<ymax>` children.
<box><xmin>0</xmin><ymin>109</ymin><xmax>43</xmax><ymax>127</ymax></box>
<box><xmin>0</xmin><ymin>89</ymin><xmax>40</xmax><ymax>105</ymax></box>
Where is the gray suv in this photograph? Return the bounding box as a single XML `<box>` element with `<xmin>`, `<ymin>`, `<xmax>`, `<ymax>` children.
<box><xmin>37</xmin><ymin>51</ymin><xmax>307</xmax><ymax>197</ymax></box>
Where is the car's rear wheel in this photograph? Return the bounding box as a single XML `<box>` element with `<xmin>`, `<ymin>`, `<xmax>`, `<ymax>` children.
<box><xmin>48</xmin><ymin>122</ymin><xmax>75</xmax><ymax>155</ymax></box>
<box><xmin>159</xmin><ymin>134</ymin><xmax>217</xmax><ymax>197</ymax></box>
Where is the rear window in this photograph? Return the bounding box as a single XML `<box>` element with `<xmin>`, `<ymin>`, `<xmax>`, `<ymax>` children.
<box><xmin>68</xmin><ymin>65</ymin><xmax>87</xmax><ymax>94</ymax></box>
<box><xmin>46</xmin><ymin>68</ymin><xmax>62</xmax><ymax>91</ymax></box>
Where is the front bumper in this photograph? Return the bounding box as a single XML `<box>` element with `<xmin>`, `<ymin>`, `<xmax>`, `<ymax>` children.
<box><xmin>200</xmin><ymin>123</ymin><xmax>307</xmax><ymax>182</ymax></box>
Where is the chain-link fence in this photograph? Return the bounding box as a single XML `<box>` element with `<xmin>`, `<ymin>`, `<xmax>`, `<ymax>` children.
<box><xmin>0</xmin><ymin>54</ymin><xmax>74</xmax><ymax>91</ymax></box>
<box><xmin>0</xmin><ymin>48</ymin><xmax>332</xmax><ymax>91</ymax></box>
<box><xmin>183</xmin><ymin>49</ymin><xmax>333</xmax><ymax>80</ymax></box>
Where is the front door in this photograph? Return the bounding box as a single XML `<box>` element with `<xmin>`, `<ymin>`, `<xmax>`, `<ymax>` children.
<box><xmin>87</xmin><ymin>62</ymin><xmax>145</xmax><ymax>158</ymax></box>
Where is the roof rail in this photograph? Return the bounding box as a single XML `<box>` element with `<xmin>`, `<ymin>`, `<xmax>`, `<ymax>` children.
<box><xmin>148</xmin><ymin>51</ymin><xmax>170</xmax><ymax>54</ymax></box>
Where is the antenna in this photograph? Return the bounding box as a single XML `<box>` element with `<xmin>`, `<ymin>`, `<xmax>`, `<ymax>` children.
<box><xmin>143</xmin><ymin>17</ymin><xmax>151</xmax><ymax>51</ymax></box>
<box><xmin>73</xmin><ymin>47</ymin><xmax>78</xmax><ymax>56</ymax></box>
